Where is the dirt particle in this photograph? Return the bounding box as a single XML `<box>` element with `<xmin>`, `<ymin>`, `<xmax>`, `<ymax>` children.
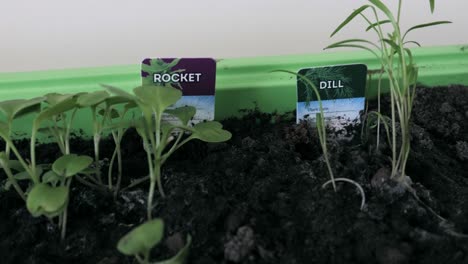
<box><xmin>376</xmin><ymin>246</ymin><xmax>409</xmax><ymax>264</ymax></box>
<box><xmin>371</xmin><ymin>167</ymin><xmax>391</xmax><ymax>189</ymax></box>
<box><xmin>165</xmin><ymin>232</ymin><xmax>185</xmax><ymax>254</ymax></box>
<box><xmin>241</xmin><ymin>137</ymin><xmax>257</xmax><ymax>149</ymax></box>
<box><xmin>224</xmin><ymin>226</ymin><xmax>255</xmax><ymax>262</ymax></box>
<box><xmin>455</xmin><ymin>141</ymin><xmax>468</xmax><ymax>161</ymax></box>
<box><xmin>440</xmin><ymin>102</ymin><xmax>455</xmax><ymax>113</ymax></box>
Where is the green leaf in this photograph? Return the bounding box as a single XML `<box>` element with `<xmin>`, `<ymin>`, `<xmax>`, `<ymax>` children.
<box><xmin>161</xmin><ymin>121</ymin><xmax>175</xmax><ymax>135</ymax></box>
<box><xmin>133</xmin><ymin>85</ymin><xmax>182</xmax><ymax>116</ymax></box>
<box><xmin>382</xmin><ymin>38</ymin><xmax>400</xmax><ymax>53</ymax></box>
<box><xmin>166</xmin><ymin>106</ymin><xmax>196</xmax><ymax>125</ymax></box>
<box><xmin>156</xmin><ymin>235</ymin><xmax>192</xmax><ymax>264</ymax></box>
<box><xmin>191</xmin><ymin>121</ymin><xmax>232</xmax><ymax>143</ymax></box>
<box><xmin>407</xmin><ymin>64</ymin><xmax>419</xmax><ymax>85</ymax></box>
<box><xmin>14</xmin><ymin>166</ymin><xmax>42</xmax><ymax>180</ymax></box>
<box><xmin>98</xmin><ymin>108</ymin><xmax>120</xmax><ymax>119</ymax></box>
<box><xmin>429</xmin><ymin>0</ymin><xmax>435</xmax><ymax>13</ymax></box>
<box><xmin>42</xmin><ymin>170</ymin><xmax>61</xmax><ymax>186</ymax></box>
<box><xmin>101</xmin><ymin>84</ymin><xmax>135</xmax><ymax>101</ymax></box>
<box><xmin>45</xmin><ymin>93</ymin><xmax>74</xmax><ymax>106</ymax></box>
<box><xmin>77</xmin><ymin>91</ymin><xmax>110</xmax><ymax>107</ymax></box>
<box><xmin>117</xmin><ymin>219</ymin><xmax>164</xmax><ymax>256</ymax></box>
<box><xmin>0</xmin><ymin>155</ymin><xmax>24</xmax><ymax>172</ymax></box>
<box><xmin>404</xmin><ymin>41</ymin><xmax>421</xmax><ymax>47</ymax></box>
<box><xmin>325</xmin><ymin>43</ymin><xmax>380</xmax><ymax>60</ymax></box>
<box><xmin>331</xmin><ymin>5</ymin><xmax>370</xmax><ymax>37</ymax></box>
<box><xmin>365</xmin><ymin>20</ymin><xmax>391</xmax><ymax>31</ymax></box>
<box><xmin>403</xmin><ymin>21</ymin><xmax>452</xmax><ymax>40</ymax></box>
<box><xmin>368</xmin><ymin>0</ymin><xmax>397</xmax><ymax>28</ymax></box>
<box><xmin>0</xmin><ymin>97</ymin><xmax>44</xmax><ymax>121</ymax></box>
<box><xmin>0</xmin><ymin>121</ymin><xmax>10</xmax><ymax>140</ymax></box>
<box><xmin>35</xmin><ymin>96</ymin><xmax>77</xmax><ymax>127</ymax></box>
<box><xmin>52</xmin><ymin>154</ymin><xmax>93</xmax><ymax>177</ymax></box>
<box><xmin>124</xmin><ymin>101</ymin><xmax>138</xmax><ymax>111</ymax></box>
<box><xmin>325</xmin><ymin>39</ymin><xmax>380</xmax><ymax>50</ymax></box>
<box><xmin>105</xmin><ymin>96</ymin><xmax>133</xmax><ymax>107</ymax></box>
<box><xmin>13</xmin><ymin>171</ymin><xmax>32</xmax><ymax>180</ymax></box>
<box><xmin>4</xmin><ymin>166</ymin><xmax>36</xmax><ymax>191</ymax></box>
<box><xmin>26</xmin><ymin>184</ymin><xmax>69</xmax><ymax>217</ymax></box>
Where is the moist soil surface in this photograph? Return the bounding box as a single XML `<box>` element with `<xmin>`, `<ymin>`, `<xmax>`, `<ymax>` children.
<box><xmin>1</xmin><ymin>85</ymin><xmax>468</xmax><ymax>264</ymax></box>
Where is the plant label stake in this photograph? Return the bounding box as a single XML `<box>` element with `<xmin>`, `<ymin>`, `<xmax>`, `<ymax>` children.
<box><xmin>296</xmin><ymin>64</ymin><xmax>367</xmax><ymax>128</ymax></box>
<box><xmin>141</xmin><ymin>58</ymin><xmax>217</xmax><ymax>126</ymax></box>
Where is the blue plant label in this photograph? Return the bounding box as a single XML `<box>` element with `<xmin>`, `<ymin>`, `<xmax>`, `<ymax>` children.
<box><xmin>296</xmin><ymin>64</ymin><xmax>367</xmax><ymax>128</ymax></box>
<box><xmin>141</xmin><ymin>58</ymin><xmax>217</xmax><ymax>125</ymax></box>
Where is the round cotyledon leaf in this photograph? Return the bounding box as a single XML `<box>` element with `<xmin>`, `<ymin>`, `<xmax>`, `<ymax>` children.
<box><xmin>0</xmin><ymin>97</ymin><xmax>44</xmax><ymax>121</ymax></box>
<box><xmin>44</xmin><ymin>93</ymin><xmax>74</xmax><ymax>105</ymax></box>
<box><xmin>133</xmin><ymin>85</ymin><xmax>182</xmax><ymax>116</ymax></box>
<box><xmin>52</xmin><ymin>154</ymin><xmax>93</xmax><ymax>177</ymax></box>
<box><xmin>191</xmin><ymin>121</ymin><xmax>232</xmax><ymax>143</ymax></box>
<box><xmin>42</xmin><ymin>170</ymin><xmax>61</xmax><ymax>186</ymax></box>
<box><xmin>34</xmin><ymin>96</ymin><xmax>77</xmax><ymax>129</ymax></box>
<box><xmin>76</xmin><ymin>91</ymin><xmax>110</xmax><ymax>107</ymax></box>
<box><xmin>117</xmin><ymin>218</ymin><xmax>164</xmax><ymax>256</ymax></box>
<box><xmin>26</xmin><ymin>183</ymin><xmax>69</xmax><ymax>217</ymax></box>
<box><xmin>166</xmin><ymin>106</ymin><xmax>196</xmax><ymax>125</ymax></box>
<box><xmin>98</xmin><ymin>108</ymin><xmax>120</xmax><ymax>119</ymax></box>
<box><xmin>102</xmin><ymin>84</ymin><xmax>136</xmax><ymax>101</ymax></box>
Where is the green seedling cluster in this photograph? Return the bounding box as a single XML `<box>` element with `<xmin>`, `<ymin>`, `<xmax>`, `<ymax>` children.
<box><xmin>0</xmin><ymin>84</ymin><xmax>231</xmax><ymax>262</ymax></box>
<box><xmin>103</xmin><ymin>85</ymin><xmax>232</xmax><ymax>220</ymax></box>
<box><xmin>0</xmin><ymin>95</ymin><xmax>97</xmax><ymax>239</ymax></box>
<box><xmin>326</xmin><ymin>0</ymin><xmax>451</xmax><ymax>183</ymax></box>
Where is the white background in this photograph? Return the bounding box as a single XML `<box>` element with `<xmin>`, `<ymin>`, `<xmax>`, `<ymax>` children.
<box><xmin>0</xmin><ymin>0</ymin><xmax>467</xmax><ymax>72</ymax></box>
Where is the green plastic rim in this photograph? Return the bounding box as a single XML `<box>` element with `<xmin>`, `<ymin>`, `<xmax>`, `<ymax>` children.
<box><xmin>1</xmin><ymin>44</ymin><xmax>467</xmax><ymax>138</ymax></box>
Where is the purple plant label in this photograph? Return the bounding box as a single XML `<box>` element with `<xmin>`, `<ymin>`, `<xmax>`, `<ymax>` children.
<box><xmin>141</xmin><ymin>58</ymin><xmax>216</xmax><ymax>125</ymax></box>
<box><xmin>296</xmin><ymin>64</ymin><xmax>367</xmax><ymax>129</ymax></box>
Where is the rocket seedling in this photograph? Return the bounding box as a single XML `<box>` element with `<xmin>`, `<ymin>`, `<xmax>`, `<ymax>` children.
<box><xmin>117</xmin><ymin>218</ymin><xmax>191</xmax><ymax>264</ymax></box>
<box><xmin>105</xmin><ymin>84</ymin><xmax>232</xmax><ymax>220</ymax></box>
<box><xmin>0</xmin><ymin>97</ymin><xmax>45</xmax><ymax>199</ymax></box>
<box><xmin>32</xmin><ymin>93</ymin><xmax>80</xmax><ymax>181</ymax></box>
<box><xmin>98</xmin><ymin>95</ymin><xmax>138</xmax><ymax>196</ymax></box>
<box><xmin>27</xmin><ymin>154</ymin><xmax>93</xmax><ymax>239</ymax></box>
<box><xmin>76</xmin><ymin>90</ymin><xmax>111</xmax><ymax>186</ymax></box>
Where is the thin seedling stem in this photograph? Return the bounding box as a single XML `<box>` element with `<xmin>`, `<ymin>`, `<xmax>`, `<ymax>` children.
<box><xmin>322</xmin><ymin>178</ymin><xmax>366</xmax><ymax>210</ymax></box>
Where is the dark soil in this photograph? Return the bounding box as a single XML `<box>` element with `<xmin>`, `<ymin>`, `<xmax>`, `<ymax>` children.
<box><xmin>1</xmin><ymin>85</ymin><xmax>468</xmax><ymax>264</ymax></box>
